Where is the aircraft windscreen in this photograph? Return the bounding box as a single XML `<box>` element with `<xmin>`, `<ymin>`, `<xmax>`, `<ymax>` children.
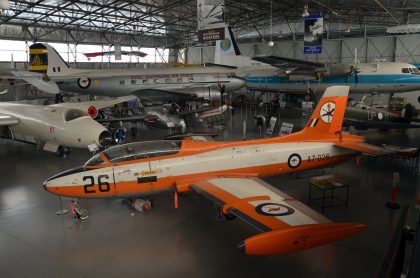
<box><xmin>103</xmin><ymin>140</ymin><xmax>182</xmax><ymax>163</ymax></box>
<box><xmin>411</xmin><ymin>67</ymin><xmax>420</xmax><ymax>74</ymax></box>
<box><xmin>64</xmin><ymin>109</ymin><xmax>88</xmax><ymax>121</ymax></box>
<box><xmin>84</xmin><ymin>154</ymin><xmax>104</xmax><ymax>167</ymax></box>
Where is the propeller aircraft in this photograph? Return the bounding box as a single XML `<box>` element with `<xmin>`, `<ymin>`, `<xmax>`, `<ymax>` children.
<box><xmin>214</xmin><ymin>27</ymin><xmax>420</xmax><ymax>95</ymax></box>
<box><xmin>2</xmin><ymin>43</ymin><xmax>245</xmax><ymax>102</ymax></box>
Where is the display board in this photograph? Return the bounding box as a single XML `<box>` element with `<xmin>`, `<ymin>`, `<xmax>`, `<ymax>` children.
<box><xmin>197</xmin><ymin>0</ymin><xmax>225</xmax><ymax>42</ymax></box>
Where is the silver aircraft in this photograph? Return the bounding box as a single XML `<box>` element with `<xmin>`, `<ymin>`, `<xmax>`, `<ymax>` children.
<box><xmin>0</xmin><ymin>96</ymin><xmax>135</xmax><ymax>156</ymax></box>
<box><xmin>12</xmin><ymin>43</ymin><xmax>245</xmax><ymax>101</ymax></box>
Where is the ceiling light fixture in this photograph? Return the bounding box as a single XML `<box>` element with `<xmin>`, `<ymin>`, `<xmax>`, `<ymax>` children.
<box><xmin>267</xmin><ymin>0</ymin><xmax>274</xmax><ymax>47</ymax></box>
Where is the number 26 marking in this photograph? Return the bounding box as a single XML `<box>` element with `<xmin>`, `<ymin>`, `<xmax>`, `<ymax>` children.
<box><xmin>83</xmin><ymin>175</ymin><xmax>110</xmax><ymax>193</ymax></box>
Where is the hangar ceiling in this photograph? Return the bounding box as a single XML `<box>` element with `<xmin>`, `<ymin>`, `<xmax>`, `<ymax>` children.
<box><xmin>0</xmin><ymin>0</ymin><xmax>419</xmax><ymax>48</ymax></box>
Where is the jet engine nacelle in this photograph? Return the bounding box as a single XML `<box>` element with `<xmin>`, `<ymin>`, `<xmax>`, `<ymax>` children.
<box><xmin>188</xmin><ymin>86</ymin><xmax>223</xmax><ymax>100</ymax></box>
<box><xmin>287</xmin><ymin>75</ymin><xmax>317</xmax><ymax>81</ymax></box>
<box><xmin>324</xmin><ymin>63</ymin><xmax>351</xmax><ymax>77</ymax></box>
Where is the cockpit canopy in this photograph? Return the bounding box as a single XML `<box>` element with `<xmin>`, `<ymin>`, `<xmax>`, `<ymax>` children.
<box><xmin>401</xmin><ymin>67</ymin><xmax>420</xmax><ymax>74</ymax></box>
<box><xmin>84</xmin><ymin>140</ymin><xmax>182</xmax><ymax>166</ymax></box>
<box><xmin>64</xmin><ymin>109</ymin><xmax>88</xmax><ymax>122</ymax></box>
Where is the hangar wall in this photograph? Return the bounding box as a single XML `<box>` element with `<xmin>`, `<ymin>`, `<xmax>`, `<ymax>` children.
<box><xmin>186</xmin><ymin>34</ymin><xmax>420</xmax><ymax>65</ymax></box>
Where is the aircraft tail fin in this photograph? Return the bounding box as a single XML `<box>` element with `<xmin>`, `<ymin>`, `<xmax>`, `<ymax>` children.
<box><xmin>301</xmin><ymin>86</ymin><xmax>349</xmax><ymax>135</ymax></box>
<box><xmin>215</xmin><ymin>26</ymin><xmax>242</xmax><ymax>66</ymax></box>
<box><xmin>29</xmin><ymin>43</ymin><xmax>72</xmax><ymax>76</ymax></box>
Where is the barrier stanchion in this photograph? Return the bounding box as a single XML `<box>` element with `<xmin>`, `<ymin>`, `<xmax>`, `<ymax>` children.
<box><xmin>385</xmin><ymin>172</ymin><xmax>401</xmax><ymax>209</ymax></box>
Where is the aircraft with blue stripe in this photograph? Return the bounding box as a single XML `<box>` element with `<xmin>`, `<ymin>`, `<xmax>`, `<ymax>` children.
<box><xmin>214</xmin><ymin>26</ymin><xmax>420</xmax><ymax>94</ymax></box>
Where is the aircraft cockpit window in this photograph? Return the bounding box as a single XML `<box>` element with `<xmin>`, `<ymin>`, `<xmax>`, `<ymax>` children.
<box><xmin>411</xmin><ymin>67</ymin><xmax>420</xmax><ymax>74</ymax></box>
<box><xmin>84</xmin><ymin>154</ymin><xmax>104</xmax><ymax>167</ymax></box>
<box><xmin>103</xmin><ymin>140</ymin><xmax>182</xmax><ymax>163</ymax></box>
<box><xmin>402</xmin><ymin>68</ymin><xmax>411</xmax><ymax>73</ymax></box>
<box><xmin>227</xmin><ymin>73</ymin><xmax>236</xmax><ymax>77</ymax></box>
<box><xmin>64</xmin><ymin>109</ymin><xmax>88</xmax><ymax>121</ymax></box>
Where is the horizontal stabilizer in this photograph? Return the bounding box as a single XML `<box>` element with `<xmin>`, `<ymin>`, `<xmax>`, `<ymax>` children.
<box><xmin>204</xmin><ymin>63</ymin><xmax>238</xmax><ymax>69</ymax></box>
<box><xmin>334</xmin><ymin>141</ymin><xmax>385</xmax><ymax>155</ymax></box>
<box><xmin>252</xmin><ymin>55</ymin><xmax>326</xmax><ymax>68</ymax></box>
<box><xmin>12</xmin><ymin>70</ymin><xmax>60</xmax><ymax>94</ymax></box>
<box><xmin>239</xmin><ymin>223</ymin><xmax>367</xmax><ymax>255</ymax></box>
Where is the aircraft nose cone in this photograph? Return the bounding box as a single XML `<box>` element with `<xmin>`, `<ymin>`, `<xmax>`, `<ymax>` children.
<box><xmin>230</xmin><ymin>77</ymin><xmax>246</xmax><ymax>91</ymax></box>
<box><xmin>43</xmin><ymin>166</ymin><xmax>85</xmax><ymax>193</ymax></box>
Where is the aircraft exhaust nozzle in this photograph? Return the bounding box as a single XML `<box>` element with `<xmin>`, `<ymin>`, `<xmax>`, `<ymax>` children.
<box><xmin>98</xmin><ymin>130</ymin><xmax>112</xmax><ymax>147</ymax></box>
<box><xmin>238</xmin><ymin>223</ymin><xmax>367</xmax><ymax>256</ymax></box>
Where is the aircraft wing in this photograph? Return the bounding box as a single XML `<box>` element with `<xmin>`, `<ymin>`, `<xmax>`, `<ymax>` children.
<box><xmin>252</xmin><ymin>55</ymin><xmax>326</xmax><ymax>69</ymax></box>
<box><xmin>50</xmin><ymin>95</ymin><xmax>138</xmax><ymax>111</ymax></box>
<box><xmin>343</xmin><ymin>119</ymin><xmax>420</xmax><ymax>130</ymax></box>
<box><xmin>189</xmin><ymin>176</ymin><xmax>366</xmax><ymax>255</ymax></box>
<box><xmin>0</xmin><ymin>113</ymin><xmax>20</xmax><ymax>126</ymax></box>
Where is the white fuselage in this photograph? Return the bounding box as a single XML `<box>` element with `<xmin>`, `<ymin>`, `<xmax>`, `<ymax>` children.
<box><xmin>0</xmin><ymin>103</ymin><xmax>108</xmax><ymax>149</ymax></box>
<box><xmin>237</xmin><ymin>62</ymin><xmax>420</xmax><ymax>94</ymax></box>
<box><xmin>52</xmin><ymin>67</ymin><xmax>245</xmax><ymax>99</ymax></box>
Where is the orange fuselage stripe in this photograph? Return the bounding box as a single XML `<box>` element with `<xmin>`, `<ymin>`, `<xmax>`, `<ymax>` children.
<box><xmin>47</xmin><ymin>153</ymin><xmax>356</xmax><ymax>198</ymax></box>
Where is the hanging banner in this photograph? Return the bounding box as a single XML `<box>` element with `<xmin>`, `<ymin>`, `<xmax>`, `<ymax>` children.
<box><xmin>114</xmin><ymin>44</ymin><xmax>121</xmax><ymax>61</ymax></box>
<box><xmin>197</xmin><ymin>0</ymin><xmax>225</xmax><ymax>42</ymax></box>
<box><xmin>304</xmin><ymin>15</ymin><xmax>323</xmax><ymax>54</ymax></box>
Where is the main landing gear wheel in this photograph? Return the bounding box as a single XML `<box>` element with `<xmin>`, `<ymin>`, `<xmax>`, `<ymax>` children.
<box><xmin>130</xmin><ymin>127</ymin><xmax>138</xmax><ymax>137</ymax></box>
<box><xmin>121</xmin><ymin>197</ymin><xmax>152</xmax><ymax>212</ymax></box>
<box><xmin>56</xmin><ymin>146</ymin><xmax>71</xmax><ymax>157</ymax></box>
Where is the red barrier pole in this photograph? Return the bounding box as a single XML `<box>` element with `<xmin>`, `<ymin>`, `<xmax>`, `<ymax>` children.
<box><xmin>386</xmin><ymin>172</ymin><xmax>400</xmax><ymax>209</ymax></box>
<box><xmin>174</xmin><ymin>191</ymin><xmax>178</xmax><ymax>209</ymax></box>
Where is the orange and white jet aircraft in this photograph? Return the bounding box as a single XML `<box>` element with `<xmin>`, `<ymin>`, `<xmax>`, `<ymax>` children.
<box><xmin>44</xmin><ymin>85</ymin><xmax>382</xmax><ymax>256</ymax></box>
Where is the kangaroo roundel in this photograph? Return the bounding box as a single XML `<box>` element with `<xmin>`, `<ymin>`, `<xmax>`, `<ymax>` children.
<box><xmin>255</xmin><ymin>203</ymin><xmax>295</xmax><ymax>216</ymax></box>
<box><xmin>77</xmin><ymin>77</ymin><xmax>91</xmax><ymax>89</ymax></box>
<box><xmin>288</xmin><ymin>153</ymin><xmax>301</xmax><ymax>168</ymax></box>
<box><xmin>320</xmin><ymin>101</ymin><xmax>335</xmax><ymax>123</ymax></box>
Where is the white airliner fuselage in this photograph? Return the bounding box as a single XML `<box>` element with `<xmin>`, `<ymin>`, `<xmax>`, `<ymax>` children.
<box><xmin>215</xmin><ymin>27</ymin><xmax>420</xmax><ymax>94</ymax></box>
<box><xmin>24</xmin><ymin>43</ymin><xmax>245</xmax><ymax>99</ymax></box>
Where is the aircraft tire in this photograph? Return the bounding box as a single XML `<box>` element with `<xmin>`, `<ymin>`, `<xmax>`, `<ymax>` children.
<box><xmin>130</xmin><ymin>127</ymin><xmax>137</xmax><ymax>137</ymax></box>
<box><xmin>56</xmin><ymin>146</ymin><xmax>65</xmax><ymax>157</ymax></box>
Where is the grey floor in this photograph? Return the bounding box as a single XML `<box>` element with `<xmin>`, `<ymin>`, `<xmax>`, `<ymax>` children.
<box><xmin>1</xmin><ymin>108</ymin><xmax>419</xmax><ymax>278</ymax></box>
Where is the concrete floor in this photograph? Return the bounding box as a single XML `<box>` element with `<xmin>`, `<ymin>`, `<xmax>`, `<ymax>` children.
<box><xmin>1</xmin><ymin>109</ymin><xmax>419</xmax><ymax>278</ymax></box>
